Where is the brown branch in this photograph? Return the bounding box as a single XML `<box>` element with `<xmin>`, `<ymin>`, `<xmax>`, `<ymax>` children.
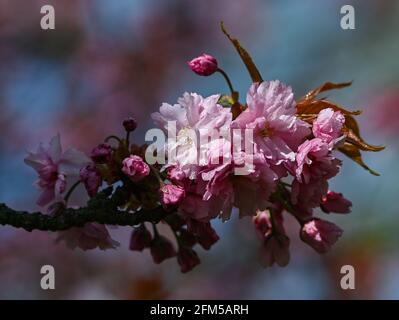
<box><xmin>0</xmin><ymin>188</ymin><xmax>168</xmax><ymax>232</ymax></box>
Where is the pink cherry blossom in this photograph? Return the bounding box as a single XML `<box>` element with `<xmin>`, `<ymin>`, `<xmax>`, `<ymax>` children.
<box><xmin>295</xmin><ymin>138</ymin><xmax>341</xmax><ymax>184</ymax></box>
<box><xmin>167</xmin><ymin>166</ymin><xmax>187</xmax><ymax>185</ymax></box>
<box><xmin>313</xmin><ymin>108</ymin><xmax>345</xmax><ymax>146</ymax></box>
<box><xmin>199</xmin><ymin>150</ymin><xmax>278</xmax><ymax>220</ymax></box>
<box><xmin>56</xmin><ymin>223</ymin><xmax>119</xmax><ymax>251</ymax></box>
<box><xmin>160</xmin><ymin>184</ymin><xmax>185</xmax><ymax>207</ymax></box>
<box><xmin>80</xmin><ymin>164</ymin><xmax>102</xmax><ymax>198</ymax></box>
<box><xmin>231</xmin><ymin>152</ymin><xmax>278</xmax><ymax>218</ymax></box>
<box><xmin>233</xmin><ymin>81</ymin><xmax>310</xmax><ymax>167</ymax></box>
<box><xmin>122</xmin><ymin>155</ymin><xmax>150</xmax><ymax>182</ymax></box>
<box><xmin>253</xmin><ymin>210</ymin><xmax>272</xmax><ymax>238</ymax></box>
<box><xmin>254</xmin><ymin>209</ymin><xmax>290</xmax><ymax>267</ymax></box>
<box><xmin>300</xmin><ymin>219</ymin><xmax>343</xmax><ymax>253</ymax></box>
<box><xmin>291</xmin><ymin>179</ymin><xmax>328</xmax><ymax>210</ymax></box>
<box><xmin>24</xmin><ymin>135</ymin><xmax>90</xmax><ymax>207</ymax></box>
<box><xmin>167</xmin><ymin>163</ymin><xmax>232</xmax><ymax>221</ymax></box>
<box><xmin>188</xmin><ymin>54</ymin><xmax>218</xmax><ymax>76</ymax></box>
<box><xmin>151</xmin><ymin>92</ymin><xmax>232</xmax><ymax>179</ymax></box>
<box><xmin>179</xmin><ymin>182</ymin><xmax>228</xmax><ymax>221</ymax></box>
<box><xmin>321</xmin><ymin>191</ymin><xmax>352</xmax><ymax>214</ymax></box>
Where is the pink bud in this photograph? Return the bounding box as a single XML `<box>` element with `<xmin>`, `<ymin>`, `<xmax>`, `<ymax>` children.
<box><xmin>167</xmin><ymin>166</ymin><xmax>186</xmax><ymax>184</ymax></box>
<box><xmin>123</xmin><ymin>117</ymin><xmax>137</xmax><ymax>132</ymax></box>
<box><xmin>150</xmin><ymin>235</ymin><xmax>176</xmax><ymax>264</ymax></box>
<box><xmin>312</xmin><ymin>108</ymin><xmax>345</xmax><ymax>144</ymax></box>
<box><xmin>91</xmin><ymin>143</ymin><xmax>112</xmax><ymax>164</ymax></box>
<box><xmin>177</xmin><ymin>248</ymin><xmax>200</xmax><ymax>273</ymax></box>
<box><xmin>178</xmin><ymin>229</ymin><xmax>197</xmax><ymax>248</ymax></box>
<box><xmin>188</xmin><ymin>54</ymin><xmax>218</xmax><ymax>76</ymax></box>
<box><xmin>80</xmin><ymin>164</ymin><xmax>102</xmax><ymax>198</ymax></box>
<box><xmin>253</xmin><ymin>210</ymin><xmax>272</xmax><ymax>238</ymax></box>
<box><xmin>300</xmin><ymin>219</ymin><xmax>343</xmax><ymax>254</ymax></box>
<box><xmin>260</xmin><ymin>234</ymin><xmax>290</xmax><ymax>267</ymax></box>
<box><xmin>187</xmin><ymin>220</ymin><xmax>219</xmax><ymax>250</ymax></box>
<box><xmin>160</xmin><ymin>184</ymin><xmax>185</xmax><ymax>207</ymax></box>
<box><xmin>321</xmin><ymin>191</ymin><xmax>352</xmax><ymax>214</ymax></box>
<box><xmin>129</xmin><ymin>224</ymin><xmax>152</xmax><ymax>251</ymax></box>
<box><xmin>122</xmin><ymin>155</ymin><xmax>150</xmax><ymax>182</ymax></box>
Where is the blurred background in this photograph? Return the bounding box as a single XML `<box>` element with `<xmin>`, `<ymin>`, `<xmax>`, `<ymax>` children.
<box><xmin>0</xmin><ymin>0</ymin><xmax>398</xmax><ymax>299</ymax></box>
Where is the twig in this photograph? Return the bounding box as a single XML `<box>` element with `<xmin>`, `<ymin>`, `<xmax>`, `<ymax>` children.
<box><xmin>0</xmin><ymin>188</ymin><xmax>168</xmax><ymax>232</ymax></box>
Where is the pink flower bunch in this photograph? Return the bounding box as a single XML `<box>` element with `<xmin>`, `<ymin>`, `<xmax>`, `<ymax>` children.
<box><xmin>25</xmin><ymin>134</ymin><xmax>90</xmax><ymax>206</ymax></box>
<box><xmin>25</xmin><ymin>135</ymin><xmax>118</xmax><ymax>251</ymax></box>
<box><xmin>24</xmin><ymin>27</ymin><xmax>382</xmax><ymax>272</ymax></box>
<box><xmin>149</xmin><ymin>54</ymin><xmax>356</xmax><ymax>267</ymax></box>
<box><xmin>122</xmin><ymin>155</ymin><xmax>150</xmax><ymax>182</ymax></box>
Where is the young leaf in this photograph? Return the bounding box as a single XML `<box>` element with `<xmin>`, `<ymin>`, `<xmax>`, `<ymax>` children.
<box><xmin>299</xmin><ymin>81</ymin><xmax>353</xmax><ymax>102</ymax></box>
<box><xmin>343</xmin><ymin>115</ymin><xmax>385</xmax><ymax>152</ymax></box>
<box><xmin>338</xmin><ymin>143</ymin><xmax>380</xmax><ymax>176</ymax></box>
<box><xmin>297</xmin><ymin>99</ymin><xmax>362</xmax><ymax>121</ymax></box>
<box><xmin>220</xmin><ymin>21</ymin><xmax>263</xmax><ymax>83</ymax></box>
<box><xmin>297</xmin><ymin>81</ymin><xmax>384</xmax><ymax>176</ymax></box>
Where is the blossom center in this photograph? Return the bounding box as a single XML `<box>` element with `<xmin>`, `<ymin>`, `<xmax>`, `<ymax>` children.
<box><xmin>260</xmin><ymin>123</ymin><xmax>274</xmax><ymax>138</ymax></box>
<box><xmin>177</xmin><ymin>127</ymin><xmax>195</xmax><ymax>146</ymax></box>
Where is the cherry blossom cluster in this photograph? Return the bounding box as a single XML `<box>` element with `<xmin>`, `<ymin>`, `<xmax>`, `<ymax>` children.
<box><xmin>151</xmin><ymin>68</ymin><xmax>351</xmax><ymax>267</ymax></box>
<box><xmin>24</xmin><ymin>28</ymin><xmax>382</xmax><ymax>272</ymax></box>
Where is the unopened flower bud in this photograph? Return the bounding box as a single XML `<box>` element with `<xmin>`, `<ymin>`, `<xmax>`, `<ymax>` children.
<box><xmin>313</xmin><ymin>108</ymin><xmax>345</xmax><ymax>145</ymax></box>
<box><xmin>178</xmin><ymin>229</ymin><xmax>197</xmax><ymax>248</ymax></box>
<box><xmin>253</xmin><ymin>210</ymin><xmax>272</xmax><ymax>238</ymax></box>
<box><xmin>150</xmin><ymin>235</ymin><xmax>176</xmax><ymax>264</ymax></box>
<box><xmin>80</xmin><ymin>164</ymin><xmax>102</xmax><ymax>198</ymax></box>
<box><xmin>123</xmin><ymin>117</ymin><xmax>138</xmax><ymax>132</ymax></box>
<box><xmin>91</xmin><ymin>143</ymin><xmax>112</xmax><ymax>164</ymax></box>
<box><xmin>321</xmin><ymin>191</ymin><xmax>352</xmax><ymax>214</ymax></box>
<box><xmin>188</xmin><ymin>54</ymin><xmax>218</xmax><ymax>76</ymax></box>
<box><xmin>260</xmin><ymin>234</ymin><xmax>290</xmax><ymax>267</ymax></box>
<box><xmin>187</xmin><ymin>220</ymin><xmax>219</xmax><ymax>250</ymax></box>
<box><xmin>129</xmin><ymin>224</ymin><xmax>152</xmax><ymax>251</ymax></box>
<box><xmin>160</xmin><ymin>184</ymin><xmax>185</xmax><ymax>207</ymax></box>
<box><xmin>122</xmin><ymin>155</ymin><xmax>150</xmax><ymax>182</ymax></box>
<box><xmin>300</xmin><ymin>219</ymin><xmax>343</xmax><ymax>254</ymax></box>
<box><xmin>177</xmin><ymin>248</ymin><xmax>200</xmax><ymax>273</ymax></box>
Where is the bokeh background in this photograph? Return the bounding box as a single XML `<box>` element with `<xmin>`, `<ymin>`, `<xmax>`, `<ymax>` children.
<box><xmin>0</xmin><ymin>0</ymin><xmax>398</xmax><ymax>299</ymax></box>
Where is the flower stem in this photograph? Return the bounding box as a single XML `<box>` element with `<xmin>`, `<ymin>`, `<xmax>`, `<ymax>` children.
<box><xmin>64</xmin><ymin>180</ymin><xmax>81</xmax><ymax>204</ymax></box>
<box><xmin>216</xmin><ymin>68</ymin><xmax>237</xmax><ymax>99</ymax></box>
<box><xmin>268</xmin><ymin>207</ymin><xmax>278</xmax><ymax>235</ymax></box>
<box><xmin>149</xmin><ymin>164</ymin><xmax>164</xmax><ymax>186</ymax></box>
<box><xmin>152</xmin><ymin>223</ymin><xmax>160</xmax><ymax>238</ymax></box>
<box><xmin>125</xmin><ymin>132</ymin><xmax>131</xmax><ymax>148</ymax></box>
<box><xmin>170</xmin><ymin>225</ymin><xmax>182</xmax><ymax>247</ymax></box>
<box><xmin>104</xmin><ymin>135</ymin><xmax>122</xmax><ymax>144</ymax></box>
<box><xmin>275</xmin><ymin>182</ymin><xmax>303</xmax><ymax>225</ymax></box>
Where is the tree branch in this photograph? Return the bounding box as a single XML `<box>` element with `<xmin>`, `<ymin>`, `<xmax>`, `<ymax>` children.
<box><xmin>0</xmin><ymin>188</ymin><xmax>168</xmax><ymax>232</ymax></box>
